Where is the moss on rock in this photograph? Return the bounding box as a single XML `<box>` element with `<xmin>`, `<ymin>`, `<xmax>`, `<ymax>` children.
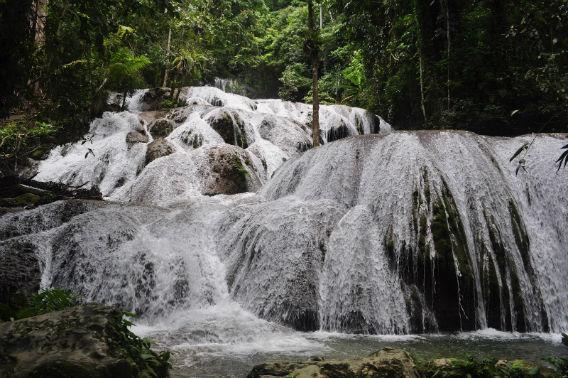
<box><xmin>0</xmin><ymin>304</ymin><xmax>170</xmax><ymax>378</ymax></box>
<box><xmin>249</xmin><ymin>349</ymin><xmax>558</xmax><ymax>378</ymax></box>
<box><xmin>248</xmin><ymin>348</ymin><xmax>418</xmax><ymax>378</ymax></box>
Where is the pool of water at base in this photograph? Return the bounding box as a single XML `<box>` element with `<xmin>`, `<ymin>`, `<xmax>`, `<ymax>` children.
<box><xmin>134</xmin><ymin>324</ymin><xmax>567</xmax><ymax>378</ymax></box>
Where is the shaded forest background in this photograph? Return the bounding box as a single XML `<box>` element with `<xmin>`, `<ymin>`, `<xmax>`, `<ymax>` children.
<box><xmin>1</xmin><ymin>0</ymin><xmax>567</xmax><ymax>151</ymax></box>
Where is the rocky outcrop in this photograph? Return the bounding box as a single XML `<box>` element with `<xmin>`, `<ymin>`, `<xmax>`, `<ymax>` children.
<box><xmin>149</xmin><ymin>118</ymin><xmax>176</xmax><ymax>138</ymax></box>
<box><xmin>139</xmin><ymin>88</ymin><xmax>171</xmax><ymax>111</ymax></box>
<box><xmin>248</xmin><ymin>348</ymin><xmax>418</xmax><ymax>378</ymax></box>
<box><xmin>206</xmin><ymin>109</ymin><xmax>249</xmax><ymax>148</ymax></box>
<box><xmin>0</xmin><ymin>239</ymin><xmax>40</xmax><ymax>317</ymax></box>
<box><xmin>202</xmin><ymin>145</ymin><xmax>261</xmax><ymax>195</ymax></box>
<box><xmin>145</xmin><ymin>138</ymin><xmax>174</xmax><ymax>165</ymax></box>
<box><xmin>0</xmin><ymin>304</ymin><xmax>169</xmax><ymax>377</ymax></box>
<box><xmin>125</xmin><ymin>130</ymin><xmax>149</xmax><ymax>146</ymax></box>
<box><xmin>248</xmin><ymin>349</ymin><xmax>551</xmax><ymax>378</ymax></box>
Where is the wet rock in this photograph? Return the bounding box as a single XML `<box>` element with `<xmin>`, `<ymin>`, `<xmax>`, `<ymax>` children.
<box><xmin>0</xmin><ymin>304</ymin><xmax>169</xmax><ymax>378</ymax></box>
<box><xmin>0</xmin><ymin>239</ymin><xmax>40</xmax><ymax>316</ymax></box>
<box><xmin>206</xmin><ymin>109</ymin><xmax>249</xmax><ymax>148</ymax></box>
<box><xmin>149</xmin><ymin>118</ymin><xmax>176</xmax><ymax>138</ymax></box>
<box><xmin>326</xmin><ymin>122</ymin><xmax>351</xmax><ymax>143</ymax></box>
<box><xmin>125</xmin><ymin>130</ymin><xmax>149</xmax><ymax>146</ymax></box>
<box><xmin>139</xmin><ymin>87</ymin><xmax>171</xmax><ymax>111</ymax></box>
<box><xmin>257</xmin><ymin>116</ymin><xmax>312</xmax><ymax>154</ymax></box>
<box><xmin>145</xmin><ymin>138</ymin><xmax>174</xmax><ymax>165</ymax></box>
<box><xmin>219</xmin><ymin>198</ymin><xmax>345</xmax><ymax>331</ymax></box>
<box><xmin>138</xmin><ymin>110</ymin><xmax>167</xmax><ymax>125</ymax></box>
<box><xmin>202</xmin><ymin>146</ymin><xmax>260</xmax><ymax>195</ymax></box>
<box><xmin>0</xmin><ymin>200</ymin><xmax>104</xmax><ymax>241</ymax></box>
<box><xmin>248</xmin><ymin>348</ymin><xmax>418</xmax><ymax>378</ymax></box>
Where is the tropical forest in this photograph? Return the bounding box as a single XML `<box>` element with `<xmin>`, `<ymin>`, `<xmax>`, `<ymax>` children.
<box><xmin>0</xmin><ymin>0</ymin><xmax>567</xmax><ymax>377</ymax></box>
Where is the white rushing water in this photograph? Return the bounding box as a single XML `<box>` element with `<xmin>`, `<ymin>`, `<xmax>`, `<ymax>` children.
<box><xmin>33</xmin><ymin>86</ymin><xmax>388</xmax><ymax>206</ymax></box>
<box><xmin>1</xmin><ymin>87</ymin><xmax>567</xmax><ymax>374</ymax></box>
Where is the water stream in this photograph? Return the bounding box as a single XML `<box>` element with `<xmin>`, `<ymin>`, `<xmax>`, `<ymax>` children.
<box><xmin>1</xmin><ymin>86</ymin><xmax>566</xmax><ymax>376</ymax></box>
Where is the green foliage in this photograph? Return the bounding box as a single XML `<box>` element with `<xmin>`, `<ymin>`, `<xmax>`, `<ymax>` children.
<box><xmin>0</xmin><ymin>0</ymin><xmax>35</xmax><ymax>118</ymax></box>
<box><xmin>0</xmin><ymin>119</ymin><xmax>57</xmax><ymax>173</ymax></box>
<box><xmin>3</xmin><ymin>0</ymin><xmax>567</xmax><ymax>141</ymax></box>
<box><xmin>104</xmin><ymin>26</ymin><xmax>151</xmax><ymax>103</ymax></box>
<box><xmin>279</xmin><ymin>63</ymin><xmax>311</xmax><ymax>101</ymax></box>
<box><xmin>14</xmin><ymin>289</ymin><xmax>77</xmax><ymax>319</ymax></box>
<box><xmin>545</xmin><ymin>356</ymin><xmax>568</xmax><ymax>377</ymax></box>
<box><xmin>160</xmin><ymin>98</ymin><xmax>185</xmax><ymax>109</ymax></box>
<box><xmin>416</xmin><ymin>356</ymin><xmax>542</xmax><ymax>378</ymax></box>
<box><xmin>108</xmin><ymin>312</ymin><xmax>171</xmax><ymax>377</ymax></box>
<box><xmin>329</xmin><ymin>0</ymin><xmax>568</xmax><ymax>133</ymax></box>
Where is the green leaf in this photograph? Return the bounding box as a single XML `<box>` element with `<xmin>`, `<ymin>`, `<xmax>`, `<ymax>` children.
<box><xmin>510</xmin><ymin>143</ymin><xmax>528</xmax><ymax>162</ymax></box>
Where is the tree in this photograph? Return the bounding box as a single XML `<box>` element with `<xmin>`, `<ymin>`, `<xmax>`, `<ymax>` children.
<box><xmin>306</xmin><ymin>0</ymin><xmax>320</xmax><ymax>147</ymax></box>
<box><xmin>0</xmin><ymin>0</ymin><xmax>35</xmax><ymax>118</ymax></box>
<box><xmin>104</xmin><ymin>26</ymin><xmax>151</xmax><ymax>109</ymax></box>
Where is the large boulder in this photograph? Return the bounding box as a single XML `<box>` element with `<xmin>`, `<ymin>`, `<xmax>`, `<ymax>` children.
<box><xmin>139</xmin><ymin>88</ymin><xmax>171</xmax><ymax>111</ymax></box>
<box><xmin>0</xmin><ymin>304</ymin><xmax>169</xmax><ymax>377</ymax></box>
<box><xmin>248</xmin><ymin>348</ymin><xmax>418</xmax><ymax>378</ymax></box>
<box><xmin>145</xmin><ymin>139</ymin><xmax>174</xmax><ymax>165</ymax></box>
<box><xmin>0</xmin><ymin>239</ymin><xmax>40</xmax><ymax>318</ymax></box>
<box><xmin>125</xmin><ymin>130</ymin><xmax>149</xmax><ymax>146</ymax></box>
<box><xmin>202</xmin><ymin>145</ymin><xmax>260</xmax><ymax>195</ymax></box>
<box><xmin>149</xmin><ymin>118</ymin><xmax>176</xmax><ymax>138</ymax></box>
<box><xmin>206</xmin><ymin>109</ymin><xmax>250</xmax><ymax>148</ymax></box>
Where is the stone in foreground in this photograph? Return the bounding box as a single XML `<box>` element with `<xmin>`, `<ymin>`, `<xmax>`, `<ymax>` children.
<box><xmin>247</xmin><ymin>348</ymin><xmax>418</xmax><ymax>378</ymax></box>
<box><xmin>0</xmin><ymin>304</ymin><xmax>169</xmax><ymax>378</ymax></box>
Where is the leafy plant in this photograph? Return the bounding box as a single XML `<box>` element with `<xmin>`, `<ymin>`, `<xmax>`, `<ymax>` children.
<box><xmin>104</xmin><ymin>26</ymin><xmax>151</xmax><ymax>108</ymax></box>
<box><xmin>160</xmin><ymin>98</ymin><xmax>186</xmax><ymax>109</ymax></box>
<box><xmin>0</xmin><ymin>119</ymin><xmax>57</xmax><ymax>173</ymax></box>
<box><xmin>556</xmin><ymin>144</ymin><xmax>568</xmax><ymax>171</ymax></box>
<box><xmin>15</xmin><ymin>288</ymin><xmax>76</xmax><ymax>319</ymax></box>
<box><xmin>107</xmin><ymin>311</ymin><xmax>171</xmax><ymax>377</ymax></box>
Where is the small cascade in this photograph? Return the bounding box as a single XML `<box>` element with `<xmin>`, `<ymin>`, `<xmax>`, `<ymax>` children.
<box><xmin>33</xmin><ymin>86</ymin><xmax>387</xmax><ymax>206</ymax></box>
<box><xmin>1</xmin><ymin>86</ymin><xmax>566</xmax><ymax>341</ymax></box>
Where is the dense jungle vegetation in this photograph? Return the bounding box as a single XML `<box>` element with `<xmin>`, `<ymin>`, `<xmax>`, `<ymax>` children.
<box><xmin>1</xmin><ymin>0</ymin><xmax>567</xmax><ymax>172</ymax></box>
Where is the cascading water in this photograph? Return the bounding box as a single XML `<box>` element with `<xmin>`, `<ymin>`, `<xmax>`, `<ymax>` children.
<box><xmin>1</xmin><ymin>86</ymin><xmax>566</xmax><ymax>375</ymax></box>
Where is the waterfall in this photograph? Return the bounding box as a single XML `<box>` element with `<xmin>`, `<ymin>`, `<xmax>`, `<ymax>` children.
<box><xmin>1</xmin><ymin>87</ymin><xmax>566</xmax><ymax>338</ymax></box>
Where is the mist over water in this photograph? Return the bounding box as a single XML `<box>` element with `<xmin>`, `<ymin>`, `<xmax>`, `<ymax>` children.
<box><xmin>1</xmin><ymin>87</ymin><xmax>567</xmax><ymax>375</ymax></box>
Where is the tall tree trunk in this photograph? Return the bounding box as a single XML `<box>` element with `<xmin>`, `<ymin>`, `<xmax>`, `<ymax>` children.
<box><xmin>31</xmin><ymin>0</ymin><xmax>47</xmax><ymax>45</ymax></box>
<box><xmin>413</xmin><ymin>0</ymin><xmax>443</xmax><ymax>128</ymax></box>
<box><xmin>445</xmin><ymin>0</ymin><xmax>451</xmax><ymax>110</ymax></box>
<box><xmin>418</xmin><ymin>53</ymin><xmax>427</xmax><ymax>123</ymax></box>
<box><xmin>307</xmin><ymin>0</ymin><xmax>320</xmax><ymax>147</ymax></box>
<box><xmin>162</xmin><ymin>27</ymin><xmax>172</xmax><ymax>88</ymax></box>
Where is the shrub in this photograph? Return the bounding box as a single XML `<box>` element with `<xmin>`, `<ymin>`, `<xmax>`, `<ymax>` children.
<box><xmin>15</xmin><ymin>288</ymin><xmax>77</xmax><ymax>319</ymax></box>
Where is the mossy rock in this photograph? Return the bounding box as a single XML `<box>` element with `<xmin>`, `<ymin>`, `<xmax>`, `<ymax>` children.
<box><xmin>0</xmin><ymin>304</ymin><xmax>170</xmax><ymax>378</ymax></box>
<box><xmin>208</xmin><ymin>109</ymin><xmax>249</xmax><ymax>148</ymax></box>
<box><xmin>416</xmin><ymin>356</ymin><xmax>544</xmax><ymax>377</ymax></box>
<box><xmin>248</xmin><ymin>348</ymin><xmax>418</xmax><ymax>378</ymax></box>
<box><xmin>0</xmin><ymin>192</ymin><xmax>58</xmax><ymax>208</ymax></box>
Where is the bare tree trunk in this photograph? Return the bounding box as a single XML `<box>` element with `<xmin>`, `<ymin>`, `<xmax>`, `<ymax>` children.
<box><xmin>445</xmin><ymin>0</ymin><xmax>451</xmax><ymax>110</ymax></box>
<box><xmin>31</xmin><ymin>0</ymin><xmax>47</xmax><ymax>45</ymax></box>
<box><xmin>418</xmin><ymin>53</ymin><xmax>427</xmax><ymax>123</ymax></box>
<box><xmin>308</xmin><ymin>0</ymin><xmax>320</xmax><ymax>147</ymax></box>
<box><xmin>162</xmin><ymin>27</ymin><xmax>172</xmax><ymax>88</ymax></box>
<box><xmin>312</xmin><ymin>61</ymin><xmax>320</xmax><ymax>147</ymax></box>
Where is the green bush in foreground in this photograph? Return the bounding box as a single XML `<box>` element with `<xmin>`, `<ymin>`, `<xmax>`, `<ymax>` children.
<box><xmin>15</xmin><ymin>288</ymin><xmax>77</xmax><ymax>319</ymax></box>
<box><xmin>108</xmin><ymin>311</ymin><xmax>171</xmax><ymax>377</ymax></box>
